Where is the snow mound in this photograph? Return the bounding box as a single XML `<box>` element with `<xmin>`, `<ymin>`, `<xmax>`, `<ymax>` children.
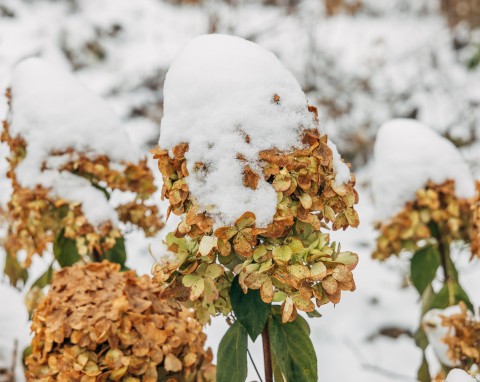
<box><xmin>0</xmin><ymin>285</ymin><xmax>29</xmax><ymax>381</ymax></box>
<box><xmin>160</xmin><ymin>34</ymin><xmax>345</xmax><ymax>227</ymax></box>
<box><xmin>446</xmin><ymin>369</ymin><xmax>476</xmax><ymax>382</ymax></box>
<box><xmin>8</xmin><ymin>58</ymin><xmax>141</xmax><ymax>226</ymax></box>
<box><xmin>372</xmin><ymin>119</ymin><xmax>475</xmax><ymax>222</ymax></box>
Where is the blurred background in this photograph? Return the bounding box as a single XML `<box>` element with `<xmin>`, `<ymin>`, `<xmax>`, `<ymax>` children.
<box><xmin>1</xmin><ymin>0</ymin><xmax>480</xmax><ymax>381</ymax></box>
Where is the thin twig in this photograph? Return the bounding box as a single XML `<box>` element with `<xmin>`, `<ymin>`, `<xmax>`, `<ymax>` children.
<box><xmin>247</xmin><ymin>349</ymin><xmax>264</xmax><ymax>382</ymax></box>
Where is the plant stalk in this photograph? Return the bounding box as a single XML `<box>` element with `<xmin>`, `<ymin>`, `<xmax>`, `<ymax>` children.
<box><xmin>262</xmin><ymin>326</ymin><xmax>273</xmax><ymax>382</ymax></box>
<box><xmin>437</xmin><ymin>234</ymin><xmax>450</xmax><ymax>282</ymax></box>
<box><xmin>435</xmin><ymin>226</ymin><xmax>457</xmax><ymax>306</ymax></box>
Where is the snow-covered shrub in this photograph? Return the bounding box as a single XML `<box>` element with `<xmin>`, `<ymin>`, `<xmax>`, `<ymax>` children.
<box><xmin>373</xmin><ymin>119</ymin><xmax>478</xmax><ymax>260</ymax></box>
<box><xmin>151</xmin><ymin>34</ymin><xmax>359</xmax><ymax>381</ymax></box>
<box><xmin>0</xmin><ymin>58</ymin><xmax>163</xmax><ymax>289</ymax></box>
<box><xmin>25</xmin><ymin>261</ymin><xmax>215</xmax><ymax>382</ymax></box>
<box><xmin>372</xmin><ymin>119</ymin><xmax>479</xmax><ymax>380</ymax></box>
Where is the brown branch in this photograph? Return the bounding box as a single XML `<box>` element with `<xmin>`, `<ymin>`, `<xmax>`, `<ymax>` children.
<box><xmin>262</xmin><ymin>325</ymin><xmax>273</xmax><ymax>382</ymax></box>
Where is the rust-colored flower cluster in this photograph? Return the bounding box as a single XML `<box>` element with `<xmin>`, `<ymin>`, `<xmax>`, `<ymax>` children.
<box><xmin>152</xmin><ymin>106</ymin><xmax>359</xmax><ymax>324</ymax></box>
<box><xmin>1</xmin><ymin>92</ymin><xmax>163</xmax><ymax>277</ymax></box>
<box><xmin>373</xmin><ymin>180</ymin><xmax>479</xmax><ymax>260</ymax></box>
<box><xmin>442</xmin><ymin>302</ymin><xmax>480</xmax><ymax>370</ymax></box>
<box><xmin>26</xmin><ymin>261</ymin><xmax>215</xmax><ymax>382</ymax></box>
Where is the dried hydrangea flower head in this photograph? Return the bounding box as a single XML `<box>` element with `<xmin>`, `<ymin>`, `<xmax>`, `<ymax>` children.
<box><xmin>152</xmin><ymin>34</ymin><xmax>359</xmax><ymax>324</ymax></box>
<box><xmin>441</xmin><ymin>302</ymin><xmax>480</xmax><ymax>371</ymax></box>
<box><xmin>373</xmin><ymin>180</ymin><xmax>478</xmax><ymax>260</ymax></box>
<box><xmin>26</xmin><ymin>261</ymin><xmax>215</xmax><ymax>382</ymax></box>
<box><xmin>372</xmin><ymin>119</ymin><xmax>478</xmax><ymax>260</ymax></box>
<box><xmin>1</xmin><ymin>58</ymin><xmax>163</xmax><ymax>285</ymax></box>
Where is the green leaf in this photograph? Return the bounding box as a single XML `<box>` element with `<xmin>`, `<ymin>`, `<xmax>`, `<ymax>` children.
<box><xmin>410</xmin><ymin>245</ymin><xmax>440</xmax><ymax>295</ymax></box>
<box><xmin>414</xmin><ymin>327</ymin><xmax>428</xmax><ymax>350</ymax></box>
<box><xmin>420</xmin><ymin>284</ymin><xmax>435</xmax><ymax>316</ymax></box>
<box><xmin>53</xmin><ymin>229</ymin><xmax>81</xmax><ymax>267</ymax></box>
<box><xmin>31</xmin><ymin>263</ymin><xmax>54</xmax><ymax>289</ymax></box>
<box><xmin>216</xmin><ymin>321</ymin><xmax>248</xmax><ymax>382</ymax></box>
<box><xmin>4</xmin><ymin>251</ymin><xmax>28</xmax><ymax>287</ymax></box>
<box><xmin>230</xmin><ymin>275</ymin><xmax>271</xmax><ymax>341</ymax></box>
<box><xmin>430</xmin><ymin>280</ymin><xmax>473</xmax><ymax>312</ymax></box>
<box><xmin>417</xmin><ymin>353</ymin><xmax>431</xmax><ymax>382</ymax></box>
<box><xmin>268</xmin><ymin>310</ymin><xmax>318</xmax><ymax>382</ymax></box>
<box><xmin>306</xmin><ymin>309</ymin><xmax>322</xmax><ymax>319</ymax></box>
<box><xmin>22</xmin><ymin>345</ymin><xmax>32</xmax><ymax>364</ymax></box>
<box><xmin>445</xmin><ymin>254</ymin><xmax>459</xmax><ymax>283</ymax></box>
<box><xmin>414</xmin><ymin>326</ymin><xmax>431</xmax><ymax>382</ymax></box>
<box><xmin>103</xmin><ymin>237</ymin><xmax>127</xmax><ymax>268</ymax></box>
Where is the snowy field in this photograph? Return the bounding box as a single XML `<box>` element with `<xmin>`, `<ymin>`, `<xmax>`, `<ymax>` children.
<box><xmin>1</xmin><ymin>0</ymin><xmax>480</xmax><ymax>381</ymax></box>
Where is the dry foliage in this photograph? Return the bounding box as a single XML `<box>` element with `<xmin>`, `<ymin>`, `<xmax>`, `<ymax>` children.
<box><xmin>152</xmin><ymin>106</ymin><xmax>359</xmax><ymax>324</ymax></box>
<box><xmin>373</xmin><ymin>180</ymin><xmax>479</xmax><ymax>260</ymax></box>
<box><xmin>26</xmin><ymin>261</ymin><xmax>215</xmax><ymax>382</ymax></box>
<box><xmin>442</xmin><ymin>302</ymin><xmax>480</xmax><ymax>369</ymax></box>
<box><xmin>441</xmin><ymin>0</ymin><xmax>480</xmax><ymax>28</ymax></box>
<box><xmin>324</xmin><ymin>0</ymin><xmax>363</xmax><ymax>16</ymax></box>
<box><xmin>0</xmin><ymin>89</ymin><xmax>163</xmax><ymax>275</ymax></box>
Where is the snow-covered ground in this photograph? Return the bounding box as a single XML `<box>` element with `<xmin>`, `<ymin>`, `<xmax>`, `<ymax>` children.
<box><xmin>1</xmin><ymin>0</ymin><xmax>480</xmax><ymax>381</ymax></box>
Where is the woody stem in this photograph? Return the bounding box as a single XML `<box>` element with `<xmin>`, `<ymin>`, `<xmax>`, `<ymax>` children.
<box><xmin>262</xmin><ymin>325</ymin><xmax>273</xmax><ymax>382</ymax></box>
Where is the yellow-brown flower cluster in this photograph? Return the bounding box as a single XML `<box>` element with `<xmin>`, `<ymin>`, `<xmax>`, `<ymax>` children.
<box><xmin>1</xmin><ymin>102</ymin><xmax>163</xmax><ymax>276</ymax></box>
<box><xmin>373</xmin><ymin>180</ymin><xmax>479</xmax><ymax>260</ymax></box>
<box><xmin>152</xmin><ymin>106</ymin><xmax>359</xmax><ymax>324</ymax></box>
<box><xmin>471</xmin><ymin>182</ymin><xmax>480</xmax><ymax>259</ymax></box>
<box><xmin>442</xmin><ymin>302</ymin><xmax>480</xmax><ymax>369</ymax></box>
<box><xmin>26</xmin><ymin>261</ymin><xmax>215</xmax><ymax>382</ymax></box>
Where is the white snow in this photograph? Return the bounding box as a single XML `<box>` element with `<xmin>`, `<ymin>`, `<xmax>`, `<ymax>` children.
<box><xmin>160</xmin><ymin>34</ymin><xmax>348</xmax><ymax>227</ymax></box>
<box><xmin>446</xmin><ymin>369</ymin><xmax>477</xmax><ymax>382</ymax></box>
<box><xmin>0</xmin><ymin>284</ymin><xmax>29</xmax><ymax>382</ymax></box>
<box><xmin>7</xmin><ymin>58</ymin><xmax>141</xmax><ymax>226</ymax></box>
<box><xmin>372</xmin><ymin>119</ymin><xmax>476</xmax><ymax>222</ymax></box>
<box><xmin>328</xmin><ymin>139</ymin><xmax>351</xmax><ymax>185</ymax></box>
<box><xmin>148</xmin><ymin>240</ymin><xmax>178</xmax><ymax>265</ymax></box>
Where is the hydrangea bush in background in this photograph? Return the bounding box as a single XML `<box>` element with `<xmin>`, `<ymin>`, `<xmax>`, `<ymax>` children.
<box><xmin>3</xmin><ymin>0</ymin><xmax>480</xmax><ymax>170</ymax></box>
<box><xmin>0</xmin><ymin>58</ymin><xmax>163</xmax><ymax>296</ymax></box>
<box><xmin>372</xmin><ymin>119</ymin><xmax>480</xmax><ymax>380</ymax></box>
<box><xmin>25</xmin><ymin>261</ymin><xmax>215</xmax><ymax>382</ymax></box>
<box><xmin>151</xmin><ymin>34</ymin><xmax>359</xmax><ymax>382</ymax></box>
